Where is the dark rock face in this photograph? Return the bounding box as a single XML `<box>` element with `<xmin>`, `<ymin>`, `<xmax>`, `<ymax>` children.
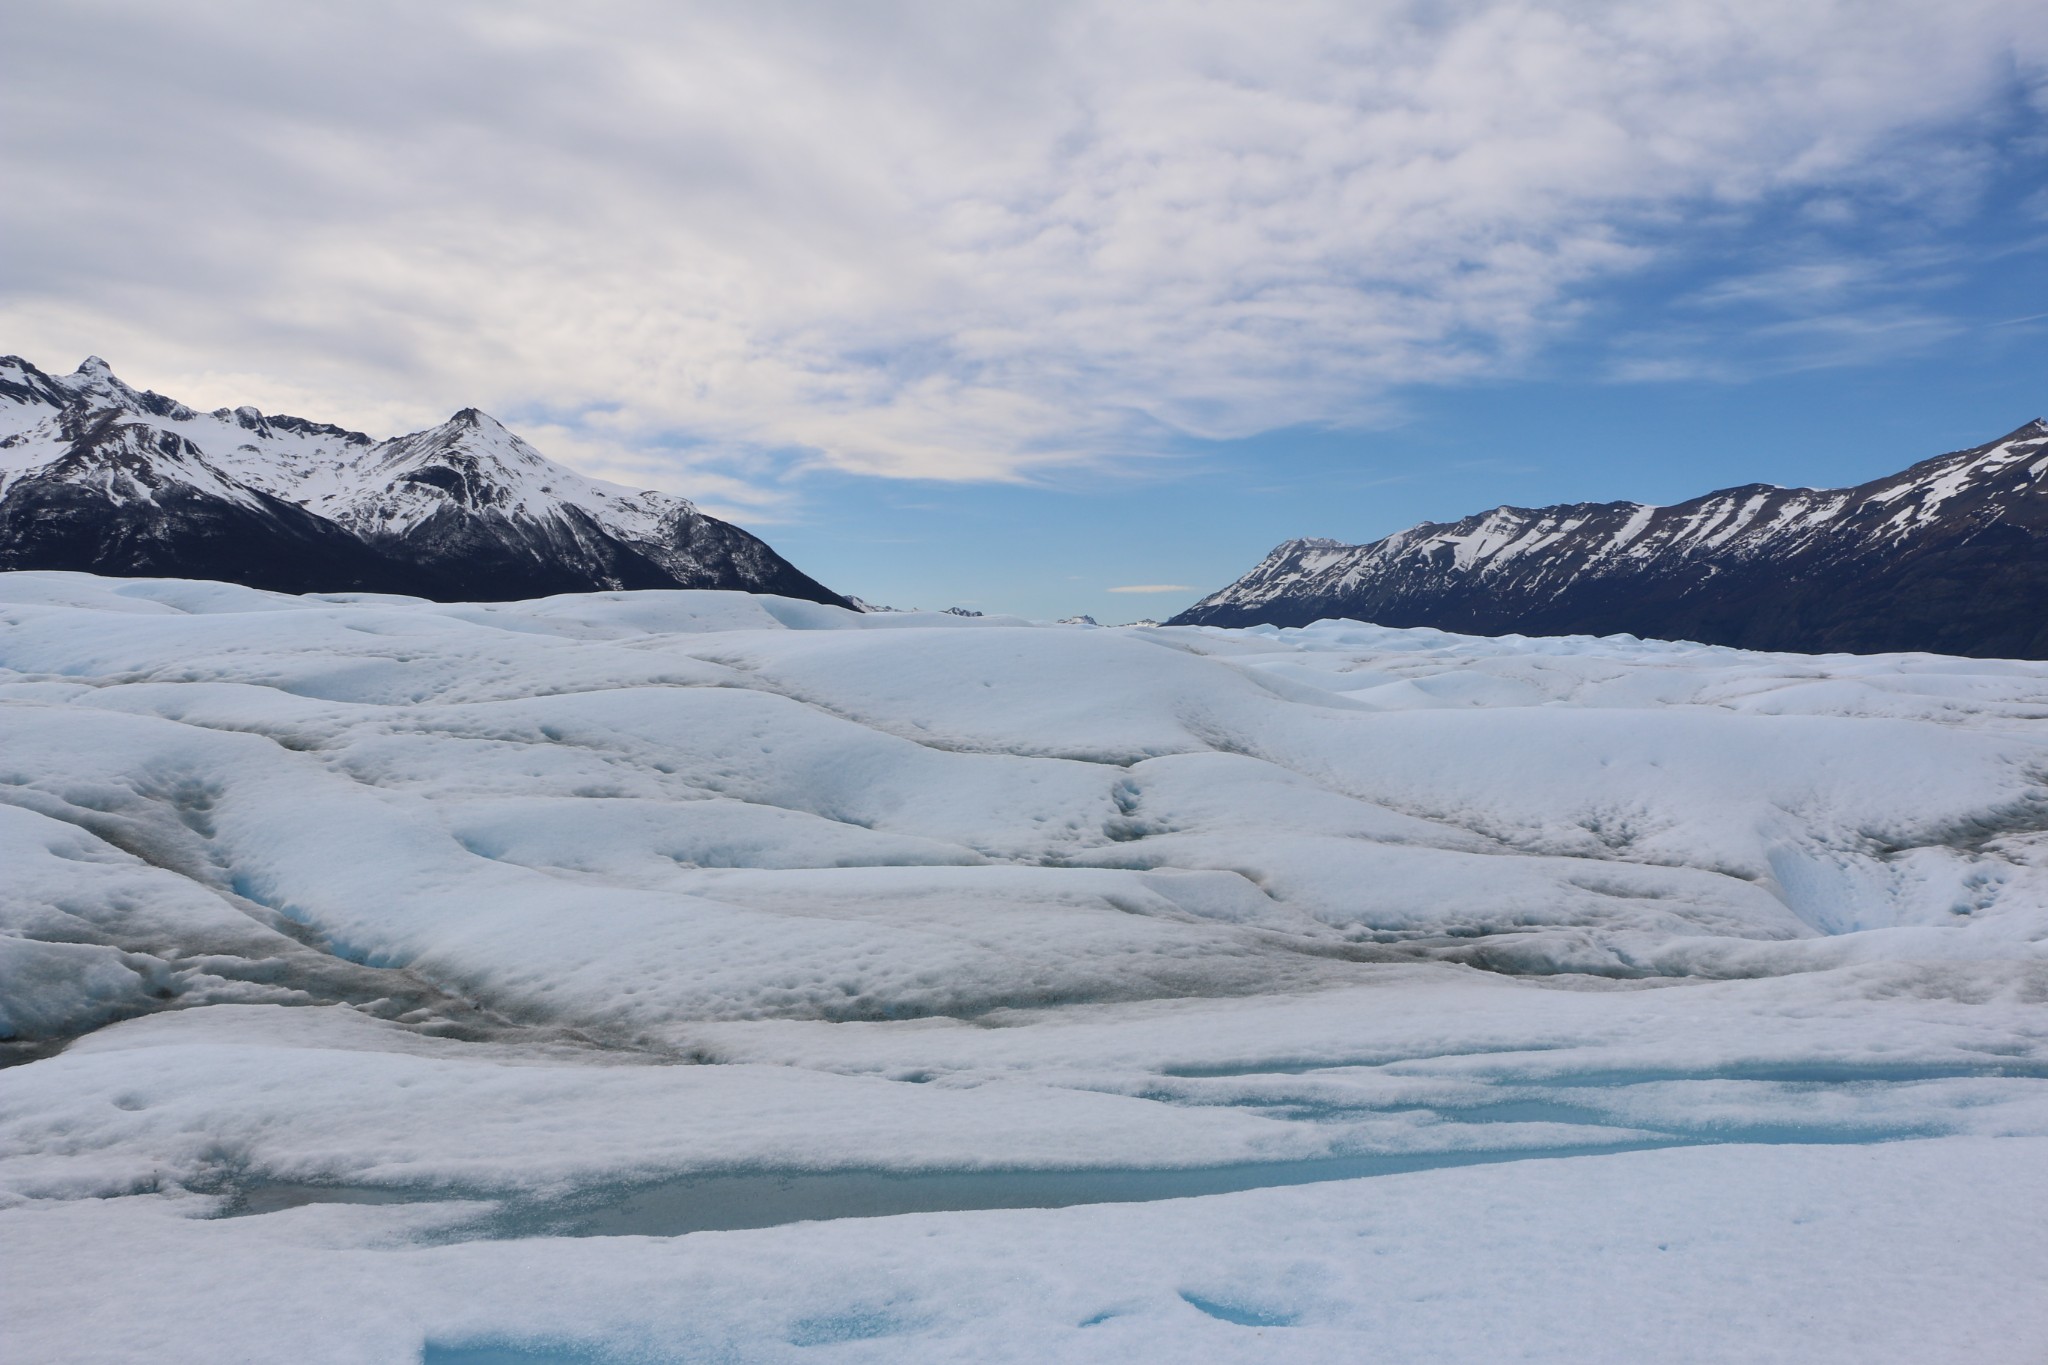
<box><xmin>0</xmin><ymin>356</ymin><xmax>852</xmax><ymax>607</ymax></box>
<box><xmin>0</xmin><ymin>477</ymin><xmax>431</xmax><ymax>598</ymax></box>
<box><xmin>1171</xmin><ymin>421</ymin><xmax>2048</xmax><ymax>659</ymax></box>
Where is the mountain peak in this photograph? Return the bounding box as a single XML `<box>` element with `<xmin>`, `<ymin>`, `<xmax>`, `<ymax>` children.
<box><xmin>446</xmin><ymin>407</ymin><xmax>509</xmax><ymax>433</ymax></box>
<box><xmin>53</xmin><ymin>355</ymin><xmax>199</xmax><ymax>422</ymax></box>
<box><xmin>68</xmin><ymin>356</ymin><xmax>131</xmax><ymax>396</ymax></box>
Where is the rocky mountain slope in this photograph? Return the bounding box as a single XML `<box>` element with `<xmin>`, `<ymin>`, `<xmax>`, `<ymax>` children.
<box><xmin>1171</xmin><ymin>420</ymin><xmax>2048</xmax><ymax>658</ymax></box>
<box><xmin>0</xmin><ymin>356</ymin><xmax>850</xmax><ymax>604</ymax></box>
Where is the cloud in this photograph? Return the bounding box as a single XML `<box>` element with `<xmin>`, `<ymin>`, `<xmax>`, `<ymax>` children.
<box><xmin>3</xmin><ymin>0</ymin><xmax>2044</xmax><ymax>498</ymax></box>
<box><xmin>1106</xmin><ymin>584</ymin><xmax>1198</xmax><ymax>594</ymax></box>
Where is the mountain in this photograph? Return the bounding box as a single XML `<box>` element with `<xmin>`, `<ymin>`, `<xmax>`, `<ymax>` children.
<box><xmin>1170</xmin><ymin>420</ymin><xmax>2048</xmax><ymax>659</ymax></box>
<box><xmin>0</xmin><ymin>356</ymin><xmax>851</xmax><ymax>605</ymax></box>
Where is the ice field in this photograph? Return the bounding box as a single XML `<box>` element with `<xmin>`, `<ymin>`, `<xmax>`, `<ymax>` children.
<box><xmin>3</xmin><ymin>572</ymin><xmax>2046</xmax><ymax>1362</ymax></box>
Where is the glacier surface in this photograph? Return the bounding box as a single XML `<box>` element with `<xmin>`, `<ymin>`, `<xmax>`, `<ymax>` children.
<box><xmin>2</xmin><ymin>572</ymin><xmax>2045</xmax><ymax>1362</ymax></box>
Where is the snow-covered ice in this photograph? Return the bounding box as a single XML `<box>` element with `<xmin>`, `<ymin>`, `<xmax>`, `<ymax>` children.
<box><xmin>2</xmin><ymin>572</ymin><xmax>2045</xmax><ymax>1362</ymax></box>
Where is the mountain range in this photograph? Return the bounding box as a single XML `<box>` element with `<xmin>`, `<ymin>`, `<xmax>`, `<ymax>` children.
<box><xmin>0</xmin><ymin>357</ymin><xmax>849</xmax><ymax>606</ymax></box>
<box><xmin>8</xmin><ymin>356</ymin><xmax>2042</xmax><ymax>656</ymax></box>
<box><xmin>1171</xmin><ymin>420</ymin><xmax>2048</xmax><ymax>659</ymax></box>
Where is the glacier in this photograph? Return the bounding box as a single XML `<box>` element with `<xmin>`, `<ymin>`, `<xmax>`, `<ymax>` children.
<box><xmin>2</xmin><ymin>571</ymin><xmax>2045</xmax><ymax>1362</ymax></box>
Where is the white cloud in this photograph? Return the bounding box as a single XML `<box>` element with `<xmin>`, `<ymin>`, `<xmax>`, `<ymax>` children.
<box><xmin>3</xmin><ymin>0</ymin><xmax>2043</xmax><ymax>497</ymax></box>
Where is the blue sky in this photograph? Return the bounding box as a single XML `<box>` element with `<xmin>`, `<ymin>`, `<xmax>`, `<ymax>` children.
<box><xmin>780</xmin><ymin>132</ymin><xmax>2048</xmax><ymax>620</ymax></box>
<box><xmin>5</xmin><ymin>1</ymin><xmax>2046</xmax><ymax>618</ymax></box>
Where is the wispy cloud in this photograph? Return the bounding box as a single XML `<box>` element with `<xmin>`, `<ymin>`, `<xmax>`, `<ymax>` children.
<box><xmin>3</xmin><ymin>1</ymin><xmax>2044</xmax><ymax>500</ymax></box>
<box><xmin>1606</xmin><ymin>225</ymin><xmax>2029</xmax><ymax>383</ymax></box>
<box><xmin>1107</xmin><ymin>584</ymin><xmax>1198</xmax><ymax>594</ymax></box>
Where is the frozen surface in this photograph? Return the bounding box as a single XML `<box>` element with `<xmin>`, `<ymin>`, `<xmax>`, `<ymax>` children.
<box><xmin>2</xmin><ymin>572</ymin><xmax>2046</xmax><ymax>1362</ymax></box>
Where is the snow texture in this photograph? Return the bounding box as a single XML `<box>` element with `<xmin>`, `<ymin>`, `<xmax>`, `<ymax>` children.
<box><xmin>3</xmin><ymin>572</ymin><xmax>2045</xmax><ymax>1362</ymax></box>
<box><xmin>0</xmin><ymin>358</ymin><xmax>679</xmax><ymax>533</ymax></box>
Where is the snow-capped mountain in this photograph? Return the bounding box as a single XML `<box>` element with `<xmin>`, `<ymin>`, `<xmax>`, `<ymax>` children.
<box><xmin>0</xmin><ymin>356</ymin><xmax>851</xmax><ymax>604</ymax></box>
<box><xmin>1172</xmin><ymin>420</ymin><xmax>2048</xmax><ymax>658</ymax></box>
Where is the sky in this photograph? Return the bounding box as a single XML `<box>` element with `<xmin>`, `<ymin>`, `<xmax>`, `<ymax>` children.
<box><xmin>4</xmin><ymin>1</ymin><xmax>2047</xmax><ymax>621</ymax></box>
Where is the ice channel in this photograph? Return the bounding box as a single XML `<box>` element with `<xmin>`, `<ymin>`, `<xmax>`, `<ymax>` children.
<box><xmin>231</xmin><ymin>1124</ymin><xmax>1956</xmax><ymax>1241</ymax></box>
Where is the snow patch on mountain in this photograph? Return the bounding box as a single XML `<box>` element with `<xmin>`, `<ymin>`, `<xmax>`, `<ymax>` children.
<box><xmin>0</xmin><ymin>357</ymin><xmax>846</xmax><ymax>604</ymax></box>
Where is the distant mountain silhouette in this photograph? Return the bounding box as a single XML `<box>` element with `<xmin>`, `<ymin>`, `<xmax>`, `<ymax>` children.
<box><xmin>1172</xmin><ymin>420</ymin><xmax>2048</xmax><ymax>658</ymax></box>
